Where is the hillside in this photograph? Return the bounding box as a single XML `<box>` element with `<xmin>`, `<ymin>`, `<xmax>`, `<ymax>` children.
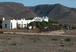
<box><xmin>0</xmin><ymin>2</ymin><xmax>76</xmax><ymax>24</ymax></box>
<box><xmin>28</xmin><ymin>4</ymin><xmax>76</xmax><ymax>24</ymax></box>
<box><xmin>0</xmin><ymin>2</ymin><xmax>37</xmax><ymax>19</ymax></box>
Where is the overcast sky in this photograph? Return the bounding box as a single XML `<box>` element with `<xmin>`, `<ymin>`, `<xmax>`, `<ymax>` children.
<box><xmin>0</xmin><ymin>0</ymin><xmax>76</xmax><ymax>8</ymax></box>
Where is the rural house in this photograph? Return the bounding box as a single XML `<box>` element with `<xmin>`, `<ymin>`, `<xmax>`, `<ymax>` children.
<box><xmin>2</xmin><ymin>16</ymin><xmax>48</xmax><ymax>29</ymax></box>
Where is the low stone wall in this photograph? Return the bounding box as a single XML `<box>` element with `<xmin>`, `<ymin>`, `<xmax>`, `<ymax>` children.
<box><xmin>64</xmin><ymin>30</ymin><xmax>76</xmax><ymax>35</ymax></box>
<box><xmin>0</xmin><ymin>28</ymin><xmax>40</xmax><ymax>33</ymax></box>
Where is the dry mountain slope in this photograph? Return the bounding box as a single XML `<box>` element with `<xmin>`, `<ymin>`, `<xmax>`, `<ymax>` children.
<box><xmin>28</xmin><ymin>4</ymin><xmax>76</xmax><ymax>24</ymax></box>
<box><xmin>0</xmin><ymin>2</ymin><xmax>76</xmax><ymax>25</ymax></box>
<box><xmin>0</xmin><ymin>2</ymin><xmax>37</xmax><ymax>19</ymax></box>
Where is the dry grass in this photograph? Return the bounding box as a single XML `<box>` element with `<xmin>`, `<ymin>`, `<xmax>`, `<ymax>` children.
<box><xmin>0</xmin><ymin>34</ymin><xmax>75</xmax><ymax>52</ymax></box>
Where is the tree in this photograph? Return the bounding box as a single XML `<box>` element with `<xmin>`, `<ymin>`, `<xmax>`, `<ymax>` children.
<box><xmin>28</xmin><ymin>20</ymin><xmax>60</xmax><ymax>32</ymax></box>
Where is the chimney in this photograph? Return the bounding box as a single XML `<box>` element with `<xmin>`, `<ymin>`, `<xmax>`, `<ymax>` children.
<box><xmin>2</xmin><ymin>17</ymin><xmax>5</xmax><ymax>20</ymax></box>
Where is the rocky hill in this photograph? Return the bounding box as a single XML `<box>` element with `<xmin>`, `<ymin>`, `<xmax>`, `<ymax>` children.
<box><xmin>0</xmin><ymin>2</ymin><xmax>37</xmax><ymax>20</ymax></box>
<box><xmin>0</xmin><ymin>2</ymin><xmax>76</xmax><ymax>25</ymax></box>
<box><xmin>28</xmin><ymin>4</ymin><xmax>76</xmax><ymax>24</ymax></box>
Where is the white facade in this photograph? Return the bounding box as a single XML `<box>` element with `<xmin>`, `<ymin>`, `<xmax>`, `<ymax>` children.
<box><xmin>2</xmin><ymin>16</ymin><xmax>49</xmax><ymax>29</ymax></box>
<box><xmin>33</xmin><ymin>16</ymin><xmax>48</xmax><ymax>22</ymax></box>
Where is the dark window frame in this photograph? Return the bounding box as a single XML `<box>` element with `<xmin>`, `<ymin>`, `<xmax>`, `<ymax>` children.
<box><xmin>5</xmin><ymin>24</ymin><xmax>7</xmax><ymax>28</ymax></box>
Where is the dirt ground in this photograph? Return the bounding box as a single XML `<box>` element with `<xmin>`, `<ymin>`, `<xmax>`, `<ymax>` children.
<box><xmin>0</xmin><ymin>33</ymin><xmax>76</xmax><ymax>52</ymax></box>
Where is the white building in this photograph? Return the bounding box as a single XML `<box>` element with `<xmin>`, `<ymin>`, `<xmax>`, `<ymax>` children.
<box><xmin>2</xmin><ymin>16</ymin><xmax>48</xmax><ymax>29</ymax></box>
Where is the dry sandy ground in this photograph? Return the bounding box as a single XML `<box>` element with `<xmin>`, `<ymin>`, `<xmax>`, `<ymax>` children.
<box><xmin>4</xmin><ymin>30</ymin><xmax>65</xmax><ymax>35</ymax></box>
<box><xmin>0</xmin><ymin>31</ymin><xmax>76</xmax><ymax>52</ymax></box>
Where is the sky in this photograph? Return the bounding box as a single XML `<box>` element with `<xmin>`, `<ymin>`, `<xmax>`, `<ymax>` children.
<box><xmin>0</xmin><ymin>0</ymin><xmax>76</xmax><ymax>8</ymax></box>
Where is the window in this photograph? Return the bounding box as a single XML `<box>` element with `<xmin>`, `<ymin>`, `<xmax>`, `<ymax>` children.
<box><xmin>5</xmin><ymin>24</ymin><xmax>7</xmax><ymax>28</ymax></box>
<box><xmin>24</xmin><ymin>24</ymin><xmax>26</xmax><ymax>27</ymax></box>
<box><xmin>11</xmin><ymin>23</ymin><xmax>12</xmax><ymax>29</ymax></box>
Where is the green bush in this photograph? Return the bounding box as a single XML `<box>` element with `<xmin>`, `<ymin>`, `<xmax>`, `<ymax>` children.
<box><xmin>28</xmin><ymin>20</ymin><xmax>60</xmax><ymax>32</ymax></box>
<box><xmin>60</xmin><ymin>44</ymin><xmax>65</xmax><ymax>47</ymax></box>
<box><xmin>11</xmin><ymin>43</ymin><xmax>16</xmax><ymax>46</ymax></box>
<box><xmin>0</xmin><ymin>31</ymin><xmax>3</xmax><ymax>34</ymax></box>
<box><xmin>65</xmin><ymin>38</ymin><xmax>71</xmax><ymax>41</ymax></box>
<box><xmin>51</xmin><ymin>38</ymin><xmax>58</xmax><ymax>41</ymax></box>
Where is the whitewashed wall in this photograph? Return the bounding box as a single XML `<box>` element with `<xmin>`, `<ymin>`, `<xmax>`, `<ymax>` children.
<box><xmin>2</xmin><ymin>20</ymin><xmax>11</xmax><ymax>29</ymax></box>
<box><xmin>2</xmin><ymin>16</ymin><xmax>49</xmax><ymax>29</ymax></box>
<box><xmin>11</xmin><ymin>20</ymin><xmax>17</xmax><ymax>29</ymax></box>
